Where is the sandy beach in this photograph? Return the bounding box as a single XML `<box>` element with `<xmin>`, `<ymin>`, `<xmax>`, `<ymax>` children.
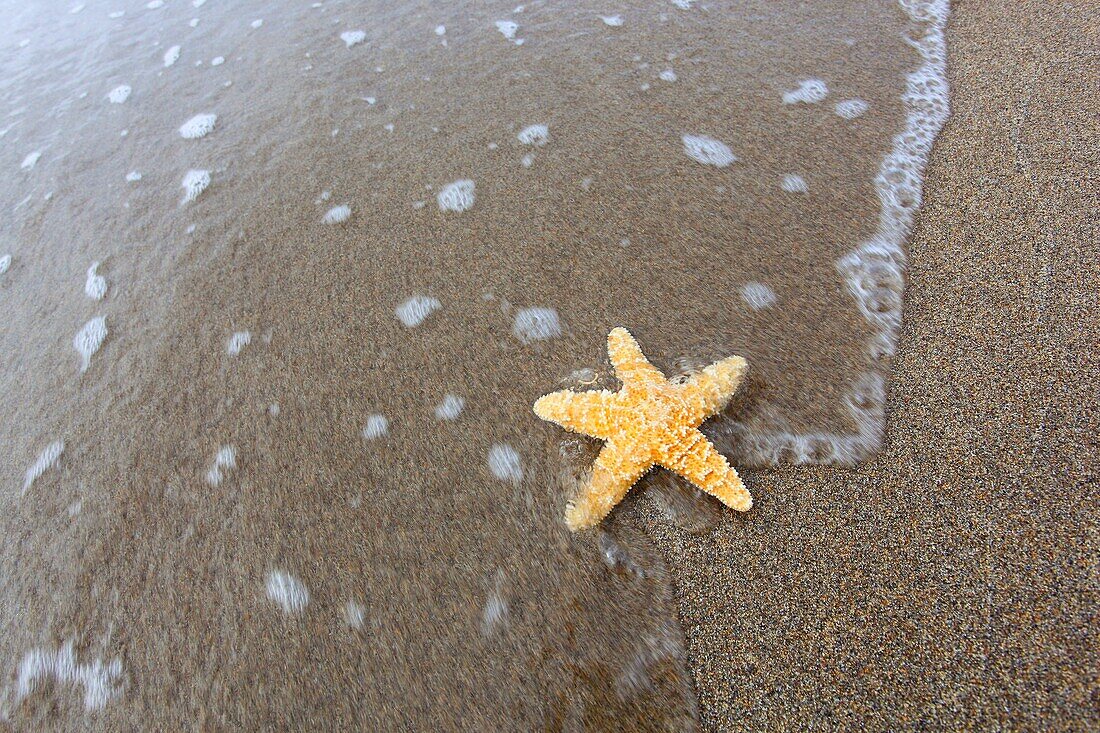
<box><xmin>0</xmin><ymin>0</ymin><xmax>1095</xmax><ymax>730</ymax></box>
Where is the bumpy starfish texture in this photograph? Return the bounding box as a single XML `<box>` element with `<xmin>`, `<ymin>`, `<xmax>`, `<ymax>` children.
<box><xmin>534</xmin><ymin>327</ymin><xmax>753</xmax><ymax>531</ymax></box>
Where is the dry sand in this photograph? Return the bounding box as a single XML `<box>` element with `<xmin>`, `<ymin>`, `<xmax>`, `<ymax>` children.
<box><xmin>0</xmin><ymin>0</ymin><xmax>1095</xmax><ymax>731</ymax></box>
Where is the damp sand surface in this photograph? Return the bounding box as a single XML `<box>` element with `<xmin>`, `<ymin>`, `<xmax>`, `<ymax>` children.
<box><xmin>0</xmin><ymin>1</ymin><xmax>956</xmax><ymax>729</ymax></box>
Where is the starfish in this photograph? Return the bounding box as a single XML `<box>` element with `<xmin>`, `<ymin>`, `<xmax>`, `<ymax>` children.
<box><xmin>534</xmin><ymin>327</ymin><xmax>753</xmax><ymax>531</ymax></box>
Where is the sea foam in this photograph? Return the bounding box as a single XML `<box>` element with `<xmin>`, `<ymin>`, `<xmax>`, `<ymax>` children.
<box><xmin>682</xmin><ymin>135</ymin><xmax>736</xmax><ymax>167</ymax></box>
<box><xmin>179</xmin><ymin>113</ymin><xmax>217</xmax><ymax>139</ymax></box>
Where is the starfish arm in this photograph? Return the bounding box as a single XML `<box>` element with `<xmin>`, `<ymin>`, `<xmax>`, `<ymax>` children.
<box><xmin>607</xmin><ymin>327</ymin><xmax>665</xmax><ymax>388</ymax></box>
<box><xmin>565</xmin><ymin>443</ymin><xmax>652</xmax><ymax>531</ymax></box>
<box><xmin>662</xmin><ymin>430</ymin><xmax>752</xmax><ymax>511</ymax></box>
<box><xmin>681</xmin><ymin>356</ymin><xmax>748</xmax><ymax>423</ymax></box>
<box><xmin>533</xmin><ymin>389</ymin><xmax>621</xmax><ymax>440</ymax></box>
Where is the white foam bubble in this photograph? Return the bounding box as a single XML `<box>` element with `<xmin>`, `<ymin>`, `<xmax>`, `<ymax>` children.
<box><xmin>163</xmin><ymin>45</ymin><xmax>180</xmax><ymax>67</ymax></box>
<box><xmin>512</xmin><ymin>307</ymin><xmax>562</xmax><ymax>343</ymax></box>
<box><xmin>435</xmin><ymin>25</ymin><xmax>446</xmax><ymax>36</ymax></box>
<box><xmin>322</xmin><ymin>204</ymin><xmax>351</xmax><ymax>224</ymax></box>
<box><xmin>126</xmin><ymin>170</ymin><xmax>141</xmax><ymax>182</ymax></box>
<box><xmin>84</xmin><ymin>262</ymin><xmax>107</xmax><ymax>300</ymax></box>
<box><xmin>205</xmin><ymin>445</ymin><xmax>236</xmax><ymax>486</ymax></box>
<box><xmin>481</xmin><ymin>573</ymin><xmax>509</xmax><ymax>636</ymax></box>
<box><xmin>517</xmin><ymin>123</ymin><xmax>549</xmax><ymax>146</ymax></box>
<box><xmin>682</xmin><ymin>134</ymin><xmax>736</xmax><ymax>167</ymax></box>
<box><xmin>739</xmin><ymin>282</ymin><xmax>777</xmax><ymax>310</ymax></box>
<box><xmin>22</xmin><ymin>439</ymin><xmax>64</xmax><ymax>494</ymax></box>
<box><xmin>226</xmin><ymin>331</ymin><xmax>251</xmax><ymax>356</ymax></box>
<box><xmin>361</xmin><ymin>414</ymin><xmax>389</xmax><ymax>440</ymax></box>
<box><xmin>74</xmin><ymin>316</ymin><xmax>107</xmax><ymax>373</ymax></box>
<box><xmin>179</xmin><ymin>113</ymin><xmax>217</xmax><ymax>139</ymax></box>
<box><xmin>835</xmin><ymin>98</ymin><xmax>869</xmax><ymax>119</ymax></box>
<box><xmin>193</xmin><ymin>0</ymin><xmax>206</xmax><ymax>7</ymax></box>
<box><xmin>395</xmin><ymin>295</ymin><xmax>441</xmax><ymax>327</ymax></box>
<box><xmin>600</xmin><ymin>15</ymin><xmax>624</xmax><ymax>26</ymax></box>
<box><xmin>21</xmin><ymin>150</ymin><xmax>41</xmax><ymax>170</ymax></box>
<box><xmin>488</xmin><ymin>444</ymin><xmax>523</xmax><ymax>484</ymax></box>
<box><xmin>107</xmin><ymin>85</ymin><xmax>131</xmax><ymax>104</ymax></box>
<box><xmin>669</xmin><ymin>0</ymin><xmax>694</xmax><ymax>8</ymax></box>
<box><xmin>433</xmin><ymin>394</ymin><xmax>464</xmax><ymax>421</ymax></box>
<box><xmin>521</xmin><ymin>153</ymin><xmax>535</xmax><ymax>168</ymax></box>
<box><xmin>780</xmin><ymin>174</ymin><xmax>808</xmax><ymax>193</ymax></box>
<box><xmin>146</xmin><ymin>0</ymin><xmax>163</xmax><ymax>8</ymax></box>
<box><xmin>265</xmin><ymin>570</ymin><xmax>309</xmax><ymax>615</ymax></box>
<box><xmin>210</xmin><ymin>56</ymin><xmax>224</xmax><ymax>66</ymax></box>
<box><xmin>437</xmin><ymin>179</ymin><xmax>475</xmax><ymax>212</ymax></box>
<box><xmin>180</xmin><ymin>169</ymin><xmax>210</xmax><ymax>204</ymax></box>
<box><xmin>344</xmin><ymin>600</ymin><xmax>366</xmax><ymax>628</ymax></box>
<box><xmin>0</xmin><ymin>254</ymin><xmax>10</xmax><ymax>274</ymax></box>
<box><xmin>16</xmin><ymin>643</ymin><xmax>123</xmax><ymax>711</ymax></box>
<box><xmin>341</xmin><ymin>30</ymin><xmax>366</xmax><ymax>48</ymax></box>
<box><xmin>250</xmin><ymin>19</ymin><xmax>263</xmax><ymax>29</ymax></box>
<box><xmin>495</xmin><ymin>20</ymin><xmax>519</xmax><ymax>40</ymax></box>
<box><xmin>659</xmin><ymin>69</ymin><xmax>677</xmax><ymax>82</ymax></box>
<box><xmin>783</xmin><ymin>78</ymin><xmax>828</xmax><ymax>104</ymax></box>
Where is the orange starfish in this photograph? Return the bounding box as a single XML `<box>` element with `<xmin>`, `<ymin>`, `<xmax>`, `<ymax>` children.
<box><xmin>534</xmin><ymin>327</ymin><xmax>753</xmax><ymax>531</ymax></box>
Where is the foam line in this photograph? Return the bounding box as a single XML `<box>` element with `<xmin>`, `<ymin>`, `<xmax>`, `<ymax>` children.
<box><xmin>716</xmin><ymin>0</ymin><xmax>950</xmax><ymax>466</ymax></box>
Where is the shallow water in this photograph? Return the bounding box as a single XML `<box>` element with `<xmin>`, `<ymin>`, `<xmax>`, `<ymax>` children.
<box><xmin>0</xmin><ymin>0</ymin><xmax>946</xmax><ymax>728</ymax></box>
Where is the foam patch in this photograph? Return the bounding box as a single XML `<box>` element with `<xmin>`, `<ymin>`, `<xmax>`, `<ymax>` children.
<box><xmin>340</xmin><ymin>30</ymin><xmax>366</xmax><ymax>48</ymax></box>
<box><xmin>780</xmin><ymin>174</ymin><xmax>808</xmax><ymax>193</ymax></box>
<box><xmin>179</xmin><ymin>113</ymin><xmax>217</xmax><ymax>139</ymax></box>
<box><xmin>21</xmin><ymin>151</ymin><xmax>41</xmax><ymax>170</ymax></box>
<box><xmin>265</xmin><ymin>570</ymin><xmax>310</xmax><ymax>614</ymax></box>
<box><xmin>488</xmin><ymin>443</ymin><xmax>523</xmax><ymax>484</ymax></box>
<box><xmin>361</xmin><ymin>414</ymin><xmax>389</xmax><ymax>440</ymax></box>
<box><xmin>205</xmin><ymin>445</ymin><xmax>236</xmax><ymax>486</ymax></box>
<box><xmin>107</xmin><ymin>85</ymin><xmax>131</xmax><ymax>104</ymax></box>
<box><xmin>782</xmin><ymin>78</ymin><xmax>828</xmax><ymax>104</ymax></box>
<box><xmin>495</xmin><ymin>20</ymin><xmax>521</xmax><ymax>43</ymax></box>
<box><xmin>512</xmin><ymin>307</ymin><xmax>562</xmax><ymax>343</ymax></box>
<box><xmin>344</xmin><ymin>600</ymin><xmax>366</xmax><ymax>628</ymax></box>
<box><xmin>322</xmin><ymin>204</ymin><xmax>351</xmax><ymax>224</ymax></box>
<box><xmin>226</xmin><ymin>331</ymin><xmax>251</xmax><ymax>356</ymax></box>
<box><xmin>15</xmin><ymin>643</ymin><xmax>123</xmax><ymax>711</ymax></box>
<box><xmin>22</xmin><ymin>439</ymin><xmax>64</xmax><ymax>494</ymax></box>
<box><xmin>180</xmin><ymin>169</ymin><xmax>210</xmax><ymax>204</ymax></box>
<box><xmin>163</xmin><ymin>45</ymin><xmax>180</xmax><ymax>67</ymax></box>
<box><xmin>517</xmin><ymin>124</ymin><xmax>549</xmax><ymax>146</ymax></box>
<box><xmin>84</xmin><ymin>262</ymin><xmax>107</xmax><ymax>300</ymax></box>
<box><xmin>437</xmin><ymin>179</ymin><xmax>475</xmax><ymax>212</ymax></box>
<box><xmin>835</xmin><ymin>98</ymin><xmax>869</xmax><ymax>119</ymax></box>
<box><xmin>433</xmin><ymin>394</ymin><xmax>464</xmax><ymax>421</ymax></box>
<box><xmin>73</xmin><ymin>316</ymin><xmax>107</xmax><ymax>372</ymax></box>
<box><xmin>682</xmin><ymin>135</ymin><xmax>736</xmax><ymax>167</ymax></box>
<box><xmin>395</xmin><ymin>295</ymin><xmax>441</xmax><ymax>327</ymax></box>
<box><xmin>739</xmin><ymin>282</ymin><xmax>777</xmax><ymax>310</ymax></box>
<box><xmin>480</xmin><ymin>573</ymin><xmax>509</xmax><ymax>636</ymax></box>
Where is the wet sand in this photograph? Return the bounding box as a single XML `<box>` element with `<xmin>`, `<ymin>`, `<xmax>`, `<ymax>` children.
<box><xmin>654</xmin><ymin>1</ymin><xmax>1098</xmax><ymax>729</ymax></box>
<box><xmin>0</xmin><ymin>0</ymin><xmax>1094</xmax><ymax>731</ymax></box>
